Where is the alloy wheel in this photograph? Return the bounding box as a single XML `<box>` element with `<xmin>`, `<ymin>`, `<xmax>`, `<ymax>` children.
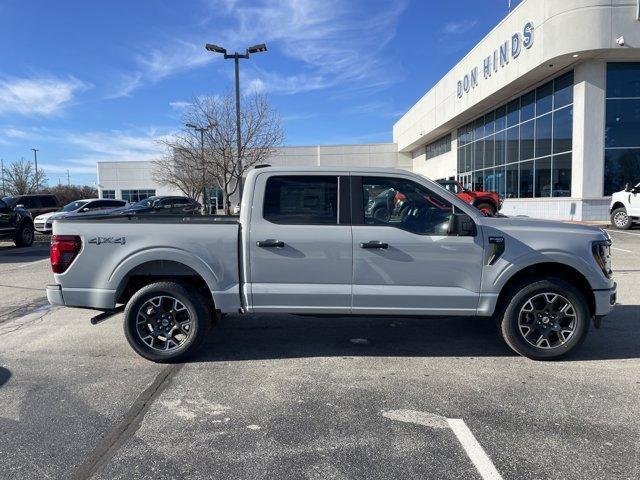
<box><xmin>135</xmin><ymin>295</ymin><xmax>192</xmax><ymax>352</ymax></box>
<box><xmin>518</xmin><ymin>292</ymin><xmax>577</xmax><ymax>349</ymax></box>
<box><xmin>614</xmin><ymin>211</ymin><xmax>628</xmax><ymax>228</ymax></box>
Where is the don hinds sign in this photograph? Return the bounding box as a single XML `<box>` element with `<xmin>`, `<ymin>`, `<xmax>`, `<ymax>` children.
<box><xmin>457</xmin><ymin>21</ymin><xmax>534</xmax><ymax>99</ymax></box>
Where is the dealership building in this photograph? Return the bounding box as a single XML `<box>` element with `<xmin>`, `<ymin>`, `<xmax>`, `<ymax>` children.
<box><xmin>98</xmin><ymin>0</ymin><xmax>640</xmax><ymax>220</ymax></box>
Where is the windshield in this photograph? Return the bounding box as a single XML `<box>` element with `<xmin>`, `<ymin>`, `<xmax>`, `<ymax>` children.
<box><xmin>62</xmin><ymin>201</ymin><xmax>89</xmax><ymax>212</ymax></box>
<box><xmin>130</xmin><ymin>198</ymin><xmax>155</xmax><ymax>209</ymax></box>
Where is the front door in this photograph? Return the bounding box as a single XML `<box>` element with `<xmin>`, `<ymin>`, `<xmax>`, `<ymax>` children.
<box><xmin>248</xmin><ymin>173</ymin><xmax>353</xmax><ymax>313</ymax></box>
<box><xmin>0</xmin><ymin>200</ymin><xmax>12</xmax><ymax>235</ymax></box>
<box><xmin>351</xmin><ymin>175</ymin><xmax>484</xmax><ymax>315</ymax></box>
<box><xmin>629</xmin><ymin>183</ymin><xmax>640</xmax><ymax>217</ymax></box>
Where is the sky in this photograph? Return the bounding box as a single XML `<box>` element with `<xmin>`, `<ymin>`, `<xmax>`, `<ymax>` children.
<box><xmin>0</xmin><ymin>0</ymin><xmax>523</xmax><ymax>187</ymax></box>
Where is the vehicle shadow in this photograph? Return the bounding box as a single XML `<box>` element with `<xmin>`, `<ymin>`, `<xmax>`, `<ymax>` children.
<box><xmin>0</xmin><ymin>244</ymin><xmax>49</xmax><ymax>264</ymax></box>
<box><xmin>193</xmin><ymin>304</ymin><xmax>640</xmax><ymax>362</ymax></box>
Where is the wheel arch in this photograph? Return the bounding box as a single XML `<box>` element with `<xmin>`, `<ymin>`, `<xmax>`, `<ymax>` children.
<box><xmin>494</xmin><ymin>262</ymin><xmax>595</xmax><ymax>318</ymax></box>
<box><xmin>610</xmin><ymin>201</ymin><xmax>626</xmax><ymax>213</ymax></box>
<box><xmin>115</xmin><ymin>259</ymin><xmax>215</xmax><ymax>310</ymax></box>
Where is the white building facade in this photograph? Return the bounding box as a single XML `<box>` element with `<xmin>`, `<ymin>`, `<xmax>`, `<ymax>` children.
<box><xmin>394</xmin><ymin>0</ymin><xmax>640</xmax><ymax>221</ymax></box>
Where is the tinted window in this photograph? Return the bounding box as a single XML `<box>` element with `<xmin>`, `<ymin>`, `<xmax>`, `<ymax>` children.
<box><xmin>102</xmin><ymin>200</ymin><xmax>126</xmax><ymax>207</ymax></box>
<box><xmin>172</xmin><ymin>198</ymin><xmax>191</xmax><ymax>206</ymax></box>
<box><xmin>554</xmin><ymin>72</ymin><xmax>574</xmax><ymax>108</ymax></box>
<box><xmin>607</xmin><ymin>63</ymin><xmax>640</xmax><ymax>98</ymax></box>
<box><xmin>22</xmin><ymin>197</ymin><xmax>39</xmax><ymax>209</ymax></box>
<box><xmin>362</xmin><ymin>177</ymin><xmax>454</xmax><ymax>235</ymax></box>
<box><xmin>605</xmin><ymin>98</ymin><xmax>640</xmax><ymax>148</ymax></box>
<box><xmin>39</xmin><ymin>196</ymin><xmax>57</xmax><ymax>208</ymax></box>
<box><xmin>264</xmin><ymin>176</ymin><xmax>338</xmax><ymax>225</ymax></box>
<box><xmin>535</xmin><ymin>81</ymin><xmax>553</xmax><ymax>116</ymax></box>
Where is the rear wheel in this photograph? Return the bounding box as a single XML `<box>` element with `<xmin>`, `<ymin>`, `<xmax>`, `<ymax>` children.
<box><xmin>13</xmin><ymin>222</ymin><xmax>34</xmax><ymax>247</ymax></box>
<box><xmin>476</xmin><ymin>202</ymin><xmax>496</xmax><ymax>217</ymax></box>
<box><xmin>611</xmin><ymin>207</ymin><xmax>632</xmax><ymax>230</ymax></box>
<box><xmin>123</xmin><ymin>281</ymin><xmax>210</xmax><ymax>362</ymax></box>
<box><xmin>499</xmin><ymin>278</ymin><xmax>590</xmax><ymax>360</ymax></box>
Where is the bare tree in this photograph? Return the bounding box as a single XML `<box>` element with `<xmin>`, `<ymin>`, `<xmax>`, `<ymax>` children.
<box><xmin>154</xmin><ymin>90</ymin><xmax>284</xmax><ymax>214</ymax></box>
<box><xmin>4</xmin><ymin>158</ymin><xmax>48</xmax><ymax>195</ymax></box>
<box><xmin>43</xmin><ymin>184</ymin><xmax>98</xmax><ymax>205</ymax></box>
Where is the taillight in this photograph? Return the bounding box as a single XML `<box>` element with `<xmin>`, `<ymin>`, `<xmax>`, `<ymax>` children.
<box><xmin>51</xmin><ymin>235</ymin><xmax>82</xmax><ymax>274</ymax></box>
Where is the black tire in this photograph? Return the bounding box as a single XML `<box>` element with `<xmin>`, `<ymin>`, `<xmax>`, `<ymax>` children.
<box><xmin>123</xmin><ymin>281</ymin><xmax>211</xmax><ymax>363</ymax></box>
<box><xmin>13</xmin><ymin>222</ymin><xmax>34</xmax><ymax>247</ymax></box>
<box><xmin>610</xmin><ymin>207</ymin><xmax>632</xmax><ymax>230</ymax></box>
<box><xmin>499</xmin><ymin>277</ymin><xmax>590</xmax><ymax>360</ymax></box>
<box><xmin>475</xmin><ymin>202</ymin><xmax>496</xmax><ymax>217</ymax></box>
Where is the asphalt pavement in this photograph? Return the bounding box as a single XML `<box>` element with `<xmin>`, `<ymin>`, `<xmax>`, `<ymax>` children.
<box><xmin>0</xmin><ymin>230</ymin><xmax>638</xmax><ymax>480</ymax></box>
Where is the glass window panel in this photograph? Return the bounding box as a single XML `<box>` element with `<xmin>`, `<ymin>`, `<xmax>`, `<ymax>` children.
<box><xmin>554</xmin><ymin>71</ymin><xmax>574</xmax><ymax>108</ymax></box>
<box><xmin>521</xmin><ymin>91</ymin><xmax>536</xmax><ymax>121</ymax></box>
<box><xmin>465</xmin><ymin>144</ymin><xmax>473</xmax><ymax>172</ymax></box>
<box><xmin>607</xmin><ymin>63</ymin><xmax>640</xmax><ymax>98</ymax></box>
<box><xmin>507</xmin><ymin>98</ymin><xmax>520</xmax><ymax>127</ymax></box>
<box><xmin>605</xmin><ymin>98</ymin><xmax>640</xmax><ymax>148</ymax></box>
<box><xmin>484</xmin><ymin>169</ymin><xmax>496</xmax><ymax>193</ymax></box>
<box><xmin>552</xmin><ymin>153</ymin><xmax>572</xmax><ymax>197</ymax></box>
<box><xmin>520</xmin><ymin>120</ymin><xmax>535</xmax><ymax>160</ymax></box>
<box><xmin>519</xmin><ymin>160</ymin><xmax>534</xmax><ymax>198</ymax></box>
<box><xmin>536</xmin><ymin>81</ymin><xmax>554</xmax><ymax>116</ymax></box>
<box><xmin>457</xmin><ymin>148</ymin><xmax>464</xmax><ymax>173</ymax></box>
<box><xmin>553</xmin><ymin>106</ymin><xmax>573</xmax><ymax>153</ymax></box>
<box><xmin>264</xmin><ymin>176</ymin><xmax>338</xmax><ymax>225</ymax></box>
<box><xmin>495</xmin><ymin>105</ymin><xmax>506</xmax><ymax>132</ymax></box>
<box><xmin>484</xmin><ymin>111</ymin><xmax>495</xmax><ymax>137</ymax></box>
<box><xmin>474</xmin><ymin>117</ymin><xmax>484</xmax><ymax>141</ymax></box>
<box><xmin>495</xmin><ymin>129</ymin><xmax>506</xmax><ymax>166</ymax></box>
<box><xmin>535</xmin><ymin>113</ymin><xmax>553</xmax><ymax>158</ymax></box>
<box><xmin>495</xmin><ymin>166</ymin><xmax>506</xmax><ymax>197</ymax></box>
<box><xmin>474</xmin><ymin>171</ymin><xmax>485</xmax><ymax>192</ymax></box>
<box><xmin>475</xmin><ymin>139</ymin><xmax>484</xmax><ymax>170</ymax></box>
<box><xmin>535</xmin><ymin>157</ymin><xmax>552</xmax><ymax>197</ymax></box>
<box><xmin>506</xmin><ymin>162</ymin><xmax>519</xmax><ymax>198</ymax></box>
<box><xmin>506</xmin><ymin>126</ymin><xmax>519</xmax><ymax>164</ymax></box>
<box><xmin>604</xmin><ymin>148</ymin><xmax>640</xmax><ymax>195</ymax></box>
<box><xmin>484</xmin><ymin>134</ymin><xmax>495</xmax><ymax>168</ymax></box>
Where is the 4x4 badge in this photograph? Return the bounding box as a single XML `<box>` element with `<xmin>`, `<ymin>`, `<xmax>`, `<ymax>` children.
<box><xmin>88</xmin><ymin>236</ymin><xmax>126</xmax><ymax>245</ymax></box>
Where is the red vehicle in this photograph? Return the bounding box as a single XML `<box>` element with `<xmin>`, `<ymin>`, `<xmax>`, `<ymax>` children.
<box><xmin>437</xmin><ymin>179</ymin><xmax>502</xmax><ymax>216</ymax></box>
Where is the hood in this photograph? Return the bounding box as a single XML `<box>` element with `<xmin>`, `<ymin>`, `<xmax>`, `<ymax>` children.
<box><xmin>35</xmin><ymin>211</ymin><xmax>61</xmax><ymax>222</ymax></box>
<box><xmin>481</xmin><ymin>216</ymin><xmax>607</xmax><ymax>239</ymax></box>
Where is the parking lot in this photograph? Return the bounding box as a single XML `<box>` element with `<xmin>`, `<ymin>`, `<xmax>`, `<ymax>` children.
<box><xmin>0</xmin><ymin>230</ymin><xmax>638</xmax><ymax>480</ymax></box>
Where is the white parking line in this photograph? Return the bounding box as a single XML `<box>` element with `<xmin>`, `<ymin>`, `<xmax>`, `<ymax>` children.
<box><xmin>612</xmin><ymin>247</ymin><xmax>633</xmax><ymax>253</ymax></box>
<box><xmin>447</xmin><ymin>418</ymin><xmax>504</xmax><ymax>480</ymax></box>
<box><xmin>605</xmin><ymin>229</ymin><xmax>640</xmax><ymax>237</ymax></box>
<box><xmin>383</xmin><ymin>410</ymin><xmax>503</xmax><ymax>480</ymax></box>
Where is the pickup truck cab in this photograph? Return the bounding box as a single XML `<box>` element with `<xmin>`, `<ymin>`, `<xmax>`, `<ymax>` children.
<box><xmin>46</xmin><ymin>167</ymin><xmax>616</xmax><ymax>362</ymax></box>
<box><xmin>610</xmin><ymin>182</ymin><xmax>640</xmax><ymax>230</ymax></box>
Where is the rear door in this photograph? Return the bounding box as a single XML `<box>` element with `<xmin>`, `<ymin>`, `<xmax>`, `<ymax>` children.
<box><xmin>351</xmin><ymin>174</ymin><xmax>484</xmax><ymax>315</ymax></box>
<box><xmin>248</xmin><ymin>173</ymin><xmax>352</xmax><ymax>313</ymax></box>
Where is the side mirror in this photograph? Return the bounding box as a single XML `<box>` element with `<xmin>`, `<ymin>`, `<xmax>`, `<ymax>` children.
<box><xmin>81</xmin><ymin>207</ymin><xmax>89</xmax><ymax>212</ymax></box>
<box><xmin>448</xmin><ymin>212</ymin><xmax>477</xmax><ymax>237</ymax></box>
<box><xmin>15</xmin><ymin>204</ymin><xmax>25</xmax><ymax>209</ymax></box>
<box><xmin>624</xmin><ymin>182</ymin><xmax>631</xmax><ymax>192</ymax></box>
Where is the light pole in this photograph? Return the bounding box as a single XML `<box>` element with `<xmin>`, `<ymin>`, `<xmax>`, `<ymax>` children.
<box><xmin>31</xmin><ymin>148</ymin><xmax>39</xmax><ymax>192</ymax></box>
<box><xmin>205</xmin><ymin>42</ymin><xmax>267</xmax><ymax>200</ymax></box>
<box><xmin>186</xmin><ymin>123</ymin><xmax>211</xmax><ymax>214</ymax></box>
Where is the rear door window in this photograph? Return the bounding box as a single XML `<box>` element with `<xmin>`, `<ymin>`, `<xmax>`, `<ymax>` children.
<box><xmin>264</xmin><ymin>176</ymin><xmax>338</xmax><ymax>225</ymax></box>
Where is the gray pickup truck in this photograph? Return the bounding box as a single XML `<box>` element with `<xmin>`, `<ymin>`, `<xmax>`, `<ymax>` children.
<box><xmin>47</xmin><ymin>167</ymin><xmax>616</xmax><ymax>362</ymax></box>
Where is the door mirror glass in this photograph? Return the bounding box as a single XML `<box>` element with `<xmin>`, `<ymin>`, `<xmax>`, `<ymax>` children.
<box><xmin>448</xmin><ymin>213</ymin><xmax>477</xmax><ymax>237</ymax></box>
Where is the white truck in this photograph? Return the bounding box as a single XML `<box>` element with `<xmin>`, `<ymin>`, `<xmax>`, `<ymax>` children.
<box><xmin>610</xmin><ymin>182</ymin><xmax>640</xmax><ymax>230</ymax></box>
<box><xmin>46</xmin><ymin>167</ymin><xmax>617</xmax><ymax>362</ymax></box>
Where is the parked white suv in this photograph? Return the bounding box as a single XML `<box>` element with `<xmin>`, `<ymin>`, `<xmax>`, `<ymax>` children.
<box><xmin>610</xmin><ymin>182</ymin><xmax>640</xmax><ymax>230</ymax></box>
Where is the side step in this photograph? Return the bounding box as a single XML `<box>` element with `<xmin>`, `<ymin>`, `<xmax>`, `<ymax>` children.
<box><xmin>90</xmin><ymin>306</ymin><xmax>125</xmax><ymax>325</ymax></box>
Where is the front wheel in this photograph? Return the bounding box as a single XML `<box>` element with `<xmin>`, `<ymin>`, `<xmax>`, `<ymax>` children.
<box><xmin>611</xmin><ymin>207</ymin><xmax>632</xmax><ymax>230</ymax></box>
<box><xmin>14</xmin><ymin>222</ymin><xmax>34</xmax><ymax>247</ymax></box>
<box><xmin>499</xmin><ymin>278</ymin><xmax>590</xmax><ymax>360</ymax></box>
<box><xmin>123</xmin><ymin>281</ymin><xmax>211</xmax><ymax>362</ymax></box>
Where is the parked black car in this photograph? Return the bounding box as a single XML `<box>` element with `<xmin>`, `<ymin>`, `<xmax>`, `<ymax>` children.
<box><xmin>118</xmin><ymin>196</ymin><xmax>201</xmax><ymax>215</ymax></box>
<box><xmin>2</xmin><ymin>194</ymin><xmax>60</xmax><ymax>218</ymax></box>
<box><xmin>0</xmin><ymin>198</ymin><xmax>35</xmax><ymax>247</ymax></box>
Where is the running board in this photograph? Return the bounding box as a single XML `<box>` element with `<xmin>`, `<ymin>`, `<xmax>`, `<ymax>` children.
<box><xmin>90</xmin><ymin>306</ymin><xmax>124</xmax><ymax>325</ymax></box>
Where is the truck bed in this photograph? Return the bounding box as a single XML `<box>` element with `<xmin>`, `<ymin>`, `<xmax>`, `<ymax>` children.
<box><xmin>51</xmin><ymin>214</ymin><xmax>242</xmax><ymax>312</ymax></box>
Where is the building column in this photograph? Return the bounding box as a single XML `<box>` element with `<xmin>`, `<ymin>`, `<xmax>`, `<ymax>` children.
<box><xmin>572</xmin><ymin>60</ymin><xmax>606</xmax><ymax>201</ymax></box>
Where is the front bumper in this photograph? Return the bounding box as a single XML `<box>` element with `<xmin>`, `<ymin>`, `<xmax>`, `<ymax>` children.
<box><xmin>34</xmin><ymin>221</ymin><xmax>52</xmax><ymax>233</ymax></box>
<box><xmin>593</xmin><ymin>282</ymin><xmax>617</xmax><ymax>317</ymax></box>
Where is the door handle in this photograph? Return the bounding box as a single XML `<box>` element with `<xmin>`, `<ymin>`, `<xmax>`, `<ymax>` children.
<box><xmin>256</xmin><ymin>239</ymin><xmax>285</xmax><ymax>248</ymax></box>
<box><xmin>360</xmin><ymin>241</ymin><xmax>388</xmax><ymax>249</ymax></box>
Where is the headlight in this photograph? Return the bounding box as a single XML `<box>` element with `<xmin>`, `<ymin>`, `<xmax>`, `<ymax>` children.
<box><xmin>592</xmin><ymin>239</ymin><xmax>612</xmax><ymax>278</ymax></box>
